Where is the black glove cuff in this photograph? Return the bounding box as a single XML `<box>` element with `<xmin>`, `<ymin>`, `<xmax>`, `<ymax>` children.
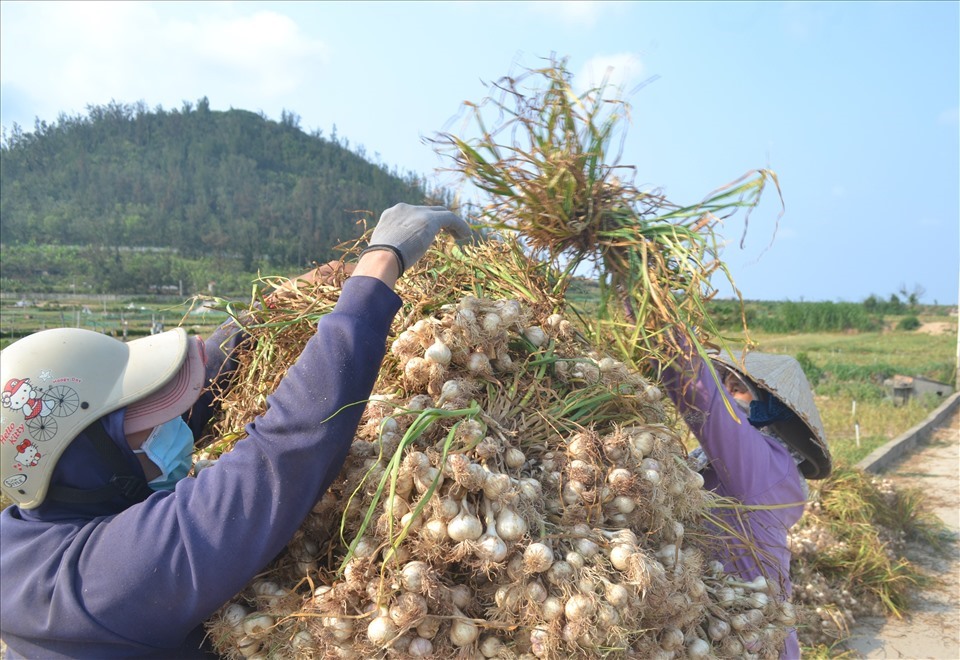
<box><xmin>360</xmin><ymin>244</ymin><xmax>406</xmax><ymax>277</ymax></box>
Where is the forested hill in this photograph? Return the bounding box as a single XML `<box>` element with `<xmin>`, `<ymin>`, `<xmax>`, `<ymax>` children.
<box><xmin>0</xmin><ymin>98</ymin><xmax>437</xmax><ymax>295</ymax></box>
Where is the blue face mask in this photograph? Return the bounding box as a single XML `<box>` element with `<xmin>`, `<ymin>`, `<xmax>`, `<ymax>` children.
<box><xmin>133</xmin><ymin>417</ymin><xmax>195</xmax><ymax>491</ymax></box>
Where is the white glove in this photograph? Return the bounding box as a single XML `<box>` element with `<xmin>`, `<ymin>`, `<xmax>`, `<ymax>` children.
<box><xmin>364</xmin><ymin>204</ymin><xmax>471</xmax><ymax>275</ymax></box>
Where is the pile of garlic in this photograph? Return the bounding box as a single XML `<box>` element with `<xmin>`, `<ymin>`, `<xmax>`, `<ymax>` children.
<box><xmin>787</xmin><ymin>479</ymin><xmax>904</xmax><ymax>648</ymax></box>
<box><xmin>206</xmin><ymin>294</ymin><xmax>791</xmax><ymax>659</ymax></box>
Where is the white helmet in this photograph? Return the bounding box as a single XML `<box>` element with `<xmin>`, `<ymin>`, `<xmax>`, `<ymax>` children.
<box><xmin>1</xmin><ymin>327</ymin><xmax>205</xmax><ymax>508</ymax></box>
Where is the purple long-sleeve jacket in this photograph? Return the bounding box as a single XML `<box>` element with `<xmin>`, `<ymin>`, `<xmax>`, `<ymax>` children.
<box><xmin>0</xmin><ymin>276</ymin><xmax>401</xmax><ymax>658</ymax></box>
<box><xmin>659</xmin><ymin>348</ymin><xmax>805</xmax><ymax>659</ymax></box>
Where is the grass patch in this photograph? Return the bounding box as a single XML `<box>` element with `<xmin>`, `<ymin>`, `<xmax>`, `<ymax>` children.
<box><xmin>817</xmin><ymin>397</ymin><xmax>936</xmax><ymax>466</ymax></box>
<box><xmin>791</xmin><ymin>466</ymin><xmax>950</xmax><ymax>651</ymax></box>
<box><xmin>751</xmin><ymin>329</ymin><xmax>956</xmax><ymax>388</ymax></box>
<box><xmin>742</xmin><ymin>329</ymin><xmax>956</xmax><ymax>465</ymax></box>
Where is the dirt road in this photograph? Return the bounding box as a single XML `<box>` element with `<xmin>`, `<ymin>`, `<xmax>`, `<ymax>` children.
<box><xmin>842</xmin><ymin>407</ymin><xmax>960</xmax><ymax>659</ymax></box>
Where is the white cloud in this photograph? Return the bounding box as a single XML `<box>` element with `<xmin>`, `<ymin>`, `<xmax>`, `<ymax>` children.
<box><xmin>576</xmin><ymin>53</ymin><xmax>645</xmax><ymax>95</ymax></box>
<box><xmin>0</xmin><ymin>2</ymin><xmax>327</xmax><ymax>122</ymax></box>
<box><xmin>774</xmin><ymin>226</ymin><xmax>799</xmax><ymax>240</ymax></box>
<box><xmin>530</xmin><ymin>1</ymin><xmax>606</xmax><ymax>28</ymax></box>
<box><xmin>938</xmin><ymin>106</ymin><xmax>959</xmax><ymax>126</ymax></box>
<box><xmin>780</xmin><ymin>2</ymin><xmax>828</xmax><ymax>42</ymax></box>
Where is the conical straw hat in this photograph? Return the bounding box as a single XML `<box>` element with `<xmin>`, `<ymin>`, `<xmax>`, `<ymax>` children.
<box><xmin>712</xmin><ymin>350</ymin><xmax>832</xmax><ymax>479</ymax></box>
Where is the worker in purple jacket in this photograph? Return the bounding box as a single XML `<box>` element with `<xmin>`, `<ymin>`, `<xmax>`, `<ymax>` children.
<box><xmin>0</xmin><ymin>204</ymin><xmax>470</xmax><ymax>659</ymax></box>
<box><xmin>659</xmin><ymin>345</ymin><xmax>832</xmax><ymax>659</ymax></box>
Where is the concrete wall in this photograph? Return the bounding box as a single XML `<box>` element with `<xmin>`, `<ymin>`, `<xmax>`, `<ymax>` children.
<box><xmin>856</xmin><ymin>391</ymin><xmax>960</xmax><ymax>474</ymax></box>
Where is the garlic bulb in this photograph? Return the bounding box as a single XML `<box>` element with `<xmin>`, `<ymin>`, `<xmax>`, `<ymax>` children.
<box><xmin>530</xmin><ymin>627</ymin><xmax>551</xmax><ymax>657</ymax></box>
<box><xmin>777</xmin><ymin>601</ymin><xmax>797</xmax><ymax>626</ymax></box>
<box><xmin>660</xmin><ymin>627</ymin><xmax>684</xmax><ymax>651</ymax></box>
<box><xmin>707</xmin><ymin>616</ymin><xmax>730</xmax><ymax>641</ymax></box>
<box><xmin>424</xmin><ymin>339</ymin><xmax>452</xmax><ymax>366</ymax></box>
<box><xmin>496</xmin><ymin>299</ymin><xmax>521</xmax><ymax>324</ymax></box>
<box><xmin>482</xmin><ymin>470</ymin><xmax>511</xmax><ymax>500</ymax></box>
<box><xmin>545</xmin><ymin>560</ymin><xmax>574</xmax><ymax>585</ymax></box>
<box><xmin>495</xmin><ymin>584</ymin><xmax>522</xmax><ymax>613</ymax></box>
<box><xmin>597</xmin><ymin>602</ymin><xmax>620</xmax><ymax>628</ymax></box>
<box><xmin>482</xmin><ymin>312</ymin><xmax>502</xmax><ymax>335</ymax></box>
<box><xmin>541</xmin><ymin>596</ymin><xmax>565</xmax><ymax>621</ymax></box>
<box><xmin>518</xmin><ymin>477</ymin><xmax>542</xmax><ymax>501</ymax></box>
<box><xmin>476</xmin><ymin>500</ymin><xmax>509</xmax><ymax>562</ymax></box>
<box><xmin>479</xmin><ymin>635</ymin><xmax>504</xmax><ymax>658</ymax></box>
<box><xmin>523</xmin><ymin>542</ymin><xmax>554</xmax><ymax>573</ymax></box>
<box><xmin>448</xmin><ymin>499</ymin><xmax>483</xmax><ymax>542</ymax></box>
<box><xmin>611</xmin><ymin>495</ymin><xmax>636</xmax><ymax>514</ymax></box>
<box><xmin>449</xmin><ymin>583</ymin><xmax>473</xmax><ymax>610</ymax></box>
<box><xmin>504</xmin><ymin>446</ymin><xmax>526</xmax><ymax>469</ymax></box>
<box><xmin>564</xmin><ymin>593</ymin><xmax>596</xmax><ymax>622</ymax></box>
<box><xmin>468</xmin><ymin>351</ymin><xmax>493</xmax><ymax>377</ymax></box>
<box><xmin>573</xmin><ymin>535</ymin><xmax>600</xmax><ymax>559</ymax></box>
<box><xmin>449</xmin><ymin>607</ymin><xmax>480</xmax><ymax>647</ymax></box>
<box><xmin>598</xmin><ymin>357</ymin><xmax>618</xmax><ymax>372</ymax></box>
<box><xmin>222</xmin><ymin>603</ymin><xmax>249</xmax><ymax>630</ymax></box>
<box><xmin>399</xmin><ymin>561</ymin><xmax>431</xmax><ymax>593</ymax></box>
<box><xmin>506</xmin><ymin>554</ymin><xmax>525</xmax><ymax>581</ymax></box>
<box><xmin>236</xmin><ymin>635</ymin><xmax>261</xmax><ymax>658</ymax></box>
<box><xmin>421</xmin><ymin>518</ymin><xmax>447</xmax><ymax>544</ymax></box>
<box><xmin>603</xmin><ymin>581</ymin><xmax>630</xmax><ymax>608</ymax></box>
<box><xmin>525</xmin><ymin>578</ymin><xmax>548</xmax><ymax>603</ymax></box>
<box><xmin>609</xmin><ymin>544</ymin><xmax>634</xmax><ymax>571</ymax></box>
<box><xmin>687</xmin><ymin>638</ymin><xmax>711</xmax><ymax>659</ymax></box>
<box><xmin>366</xmin><ymin>615</ymin><xmax>397</xmax><ymax>647</ymax></box>
<box><xmin>495</xmin><ymin>506</ymin><xmax>528</xmax><ymax>541</ymax></box>
<box><xmin>437</xmin><ymin>379</ymin><xmax>466</xmax><ymax>406</ymax></box>
<box><xmin>628</xmin><ymin>429</ymin><xmax>655</xmax><ymax>457</ymax></box>
<box><xmin>407</xmin><ymin>637</ymin><xmax>433</xmax><ymax>657</ymax></box>
<box><xmin>415</xmin><ymin>617</ymin><xmax>440</xmax><ymax>640</ymax></box>
<box><xmin>564</xmin><ymin>551</ymin><xmax>585</xmax><ymax>571</ymax></box>
<box><xmin>389</xmin><ymin>592</ymin><xmax>428</xmax><ymax>628</ymax></box>
<box><xmin>523</xmin><ymin>326</ymin><xmax>547</xmax><ymax>347</ymax></box>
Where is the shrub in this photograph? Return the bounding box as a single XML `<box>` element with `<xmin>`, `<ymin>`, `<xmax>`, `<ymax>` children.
<box><xmin>796</xmin><ymin>351</ymin><xmax>824</xmax><ymax>386</ymax></box>
<box><xmin>897</xmin><ymin>315</ymin><xmax>921</xmax><ymax>331</ymax></box>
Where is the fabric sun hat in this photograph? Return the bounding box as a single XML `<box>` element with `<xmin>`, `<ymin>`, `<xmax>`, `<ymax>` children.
<box><xmin>711</xmin><ymin>350</ymin><xmax>832</xmax><ymax>479</ymax></box>
<box><xmin>0</xmin><ymin>327</ymin><xmax>205</xmax><ymax>508</ymax></box>
<box><xmin>122</xmin><ymin>333</ymin><xmax>206</xmax><ymax>435</ymax></box>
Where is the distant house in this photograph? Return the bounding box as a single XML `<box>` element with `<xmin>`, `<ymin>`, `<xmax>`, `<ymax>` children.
<box><xmin>884</xmin><ymin>374</ymin><xmax>954</xmax><ymax>405</ymax></box>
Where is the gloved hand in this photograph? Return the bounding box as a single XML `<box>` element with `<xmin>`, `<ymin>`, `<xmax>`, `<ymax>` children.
<box><xmin>365</xmin><ymin>204</ymin><xmax>471</xmax><ymax>275</ymax></box>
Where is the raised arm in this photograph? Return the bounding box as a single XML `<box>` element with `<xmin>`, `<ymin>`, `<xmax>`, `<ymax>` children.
<box><xmin>658</xmin><ymin>344</ymin><xmax>797</xmax><ymax>503</ymax></box>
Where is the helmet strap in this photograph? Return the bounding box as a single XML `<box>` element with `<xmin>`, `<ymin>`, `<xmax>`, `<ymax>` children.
<box><xmin>46</xmin><ymin>420</ymin><xmax>154</xmax><ymax>505</ymax></box>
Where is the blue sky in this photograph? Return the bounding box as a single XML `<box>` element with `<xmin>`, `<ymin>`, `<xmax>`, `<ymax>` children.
<box><xmin>1</xmin><ymin>1</ymin><xmax>957</xmax><ymax>304</ymax></box>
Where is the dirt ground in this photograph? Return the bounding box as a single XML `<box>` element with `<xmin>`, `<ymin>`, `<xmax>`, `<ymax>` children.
<box><xmin>917</xmin><ymin>321</ymin><xmax>956</xmax><ymax>336</ymax></box>
<box><xmin>841</xmin><ymin>406</ymin><xmax>960</xmax><ymax>659</ymax></box>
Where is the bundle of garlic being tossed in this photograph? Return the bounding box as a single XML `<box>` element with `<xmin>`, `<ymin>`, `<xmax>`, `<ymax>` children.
<box><xmin>200</xmin><ymin>240</ymin><xmax>792</xmax><ymax>659</ymax></box>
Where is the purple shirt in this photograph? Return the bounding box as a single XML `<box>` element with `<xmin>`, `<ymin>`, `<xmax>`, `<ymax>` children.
<box><xmin>660</xmin><ymin>348</ymin><xmax>805</xmax><ymax>659</ymax></box>
<box><xmin>0</xmin><ymin>276</ymin><xmax>401</xmax><ymax>658</ymax></box>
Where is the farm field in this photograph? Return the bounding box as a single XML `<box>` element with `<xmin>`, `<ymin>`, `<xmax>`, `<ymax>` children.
<box><xmin>747</xmin><ymin>321</ymin><xmax>957</xmax><ymax>466</ymax></box>
<box><xmin>0</xmin><ymin>295</ymin><xmax>228</xmax><ymax>349</ymax></box>
<box><xmin>2</xmin><ymin>293</ymin><xmax>956</xmax><ymax>468</ymax></box>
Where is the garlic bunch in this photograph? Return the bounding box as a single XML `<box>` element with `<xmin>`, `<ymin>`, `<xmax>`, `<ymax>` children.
<box><xmin>207</xmin><ymin>290</ymin><xmax>794</xmax><ymax>660</ymax></box>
